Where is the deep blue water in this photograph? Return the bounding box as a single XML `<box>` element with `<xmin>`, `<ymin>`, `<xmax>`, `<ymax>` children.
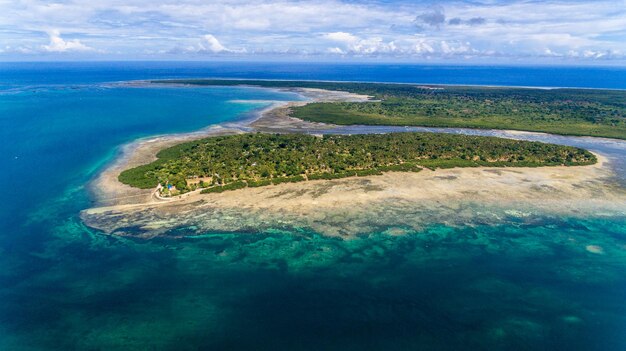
<box><xmin>1</xmin><ymin>62</ymin><xmax>625</xmax><ymax>350</ymax></box>
<box><xmin>2</xmin><ymin>61</ymin><xmax>626</xmax><ymax>89</ymax></box>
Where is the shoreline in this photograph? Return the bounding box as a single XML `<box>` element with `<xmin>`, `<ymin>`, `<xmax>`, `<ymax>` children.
<box><xmin>82</xmin><ymin>152</ymin><xmax>626</xmax><ymax>238</ymax></box>
<box><xmin>89</xmin><ymin>87</ymin><xmax>371</xmax><ymax>207</ymax></box>
<box><xmin>144</xmin><ymin>79</ymin><xmax>626</xmax><ymax>141</ymax></box>
<box><xmin>146</xmin><ymin>77</ymin><xmax>626</xmax><ymax>92</ymax></box>
<box><xmin>89</xmin><ymin>151</ymin><xmax>614</xmax><ymax>209</ymax></box>
<box><xmin>84</xmin><ymin>83</ymin><xmax>626</xmax><ymax>237</ymax></box>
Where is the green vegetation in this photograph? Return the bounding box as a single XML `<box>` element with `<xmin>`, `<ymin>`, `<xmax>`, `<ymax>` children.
<box><xmin>155</xmin><ymin>79</ymin><xmax>626</xmax><ymax>139</ymax></box>
<box><xmin>119</xmin><ymin>132</ymin><xmax>596</xmax><ymax>194</ymax></box>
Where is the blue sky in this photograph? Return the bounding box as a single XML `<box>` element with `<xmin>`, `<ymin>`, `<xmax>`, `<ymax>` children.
<box><xmin>1</xmin><ymin>0</ymin><xmax>625</xmax><ymax>64</ymax></box>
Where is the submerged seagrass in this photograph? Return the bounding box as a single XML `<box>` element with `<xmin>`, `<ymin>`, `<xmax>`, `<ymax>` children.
<box><xmin>118</xmin><ymin>132</ymin><xmax>596</xmax><ymax>194</ymax></box>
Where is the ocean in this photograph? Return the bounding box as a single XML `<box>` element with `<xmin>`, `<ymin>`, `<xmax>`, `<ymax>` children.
<box><xmin>1</xmin><ymin>62</ymin><xmax>625</xmax><ymax>350</ymax></box>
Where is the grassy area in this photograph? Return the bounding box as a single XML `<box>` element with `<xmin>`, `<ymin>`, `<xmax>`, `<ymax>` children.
<box><xmin>290</xmin><ymin>100</ymin><xmax>625</xmax><ymax>139</ymax></box>
<box><xmin>119</xmin><ymin>132</ymin><xmax>596</xmax><ymax>194</ymax></box>
<box><xmin>154</xmin><ymin>79</ymin><xmax>626</xmax><ymax>139</ymax></box>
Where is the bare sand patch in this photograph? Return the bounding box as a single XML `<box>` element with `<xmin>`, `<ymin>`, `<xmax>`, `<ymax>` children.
<box><xmin>83</xmin><ymin>85</ymin><xmax>625</xmax><ymax>238</ymax></box>
<box><xmin>250</xmin><ymin>88</ymin><xmax>371</xmax><ymax>133</ymax></box>
<box><xmin>82</xmin><ymin>153</ymin><xmax>626</xmax><ymax>238</ymax></box>
<box><xmin>90</xmin><ymin>87</ymin><xmax>370</xmax><ymax>207</ymax></box>
<box><xmin>89</xmin><ymin>125</ymin><xmax>244</xmax><ymax>206</ymax></box>
<box><xmin>585</xmin><ymin>245</ymin><xmax>605</xmax><ymax>254</ymax></box>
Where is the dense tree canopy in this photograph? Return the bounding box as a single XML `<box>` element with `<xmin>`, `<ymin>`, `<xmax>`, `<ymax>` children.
<box><xmin>157</xmin><ymin>79</ymin><xmax>626</xmax><ymax>139</ymax></box>
<box><xmin>119</xmin><ymin>132</ymin><xmax>596</xmax><ymax>195</ymax></box>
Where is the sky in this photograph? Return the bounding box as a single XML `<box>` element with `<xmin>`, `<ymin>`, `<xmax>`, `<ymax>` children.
<box><xmin>1</xmin><ymin>0</ymin><xmax>625</xmax><ymax>64</ymax></box>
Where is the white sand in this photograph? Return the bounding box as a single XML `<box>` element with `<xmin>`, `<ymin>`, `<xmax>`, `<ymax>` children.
<box><xmin>83</xmin><ymin>85</ymin><xmax>625</xmax><ymax>238</ymax></box>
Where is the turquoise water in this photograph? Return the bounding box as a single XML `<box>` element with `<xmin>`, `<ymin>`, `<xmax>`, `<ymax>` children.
<box><xmin>0</xmin><ymin>83</ymin><xmax>300</xmax><ymax>229</ymax></box>
<box><xmin>1</xmin><ymin>63</ymin><xmax>625</xmax><ymax>350</ymax></box>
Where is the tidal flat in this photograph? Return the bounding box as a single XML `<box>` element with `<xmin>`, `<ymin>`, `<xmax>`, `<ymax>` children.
<box><xmin>83</xmin><ymin>85</ymin><xmax>626</xmax><ymax>239</ymax></box>
<box><xmin>83</xmin><ymin>153</ymin><xmax>625</xmax><ymax>238</ymax></box>
<box><xmin>73</xmin><ymin>83</ymin><xmax>626</xmax><ymax>351</ymax></box>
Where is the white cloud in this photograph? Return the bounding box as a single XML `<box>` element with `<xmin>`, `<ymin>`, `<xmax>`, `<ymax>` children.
<box><xmin>411</xmin><ymin>40</ymin><xmax>435</xmax><ymax>54</ymax></box>
<box><xmin>544</xmin><ymin>48</ymin><xmax>562</xmax><ymax>57</ymax></box>
<box><xmin>440</xmin><ymin>40</ymin><xmax>473</xmax><ymax>55</ymax></box>
<box><xmin>183</xmin><ymin>34</ymin><xmax>246</xmax><ymax>54</ymax></box>
<box><xmin>324</xmin><ymin>32</ymin><xmax>476</xmax><ymax>57</ymax></box>
<box><xmin>0</xmin><ymin>0</ymin><xmax>624</xmax><ymax>62</ymax></box>
<box><xmin>327</xmin><ymin>47</ymin><xmax>346</xmax><ymax>54</ymax></box>
<box><xmin>2</xmin><ymin>45</ymin><xmax>36</xmax><ymax>54</ymax></box>
<box><xmin>233</xmin><ymin>18</ymin><xmax>271</xmax><ymax>30</ymax></box>
<box><xmin>41</xmin><ymin>29</ymin><xmax>94</xmax><ymax>52</ymax></box>
<box><xmin>324</xmin><ymin>32</ymin><xmax>397</xmax><ymax>54</ymax></box>
<box><xmin>324</xmin><ymin>32</ymin><xmax>359</xmax><ymax>43</ymax></box>
<box><xmin>202</xmin><ymin>34</ymin><xmax>227</xmax><ymax>53</ymax></box>
<box><xmin>582</xmin><ymin>50</ymin><xmax>607</xmax><ymax>59</ymax></box>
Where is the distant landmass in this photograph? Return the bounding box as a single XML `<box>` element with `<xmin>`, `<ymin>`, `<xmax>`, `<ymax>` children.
<box><xmin>156</xmin><ymin>79</ymin><xmax>626</xmax><ymax>140</ymax></box>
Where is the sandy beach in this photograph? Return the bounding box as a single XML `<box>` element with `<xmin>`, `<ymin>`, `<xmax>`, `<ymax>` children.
<box><xmin>83</xmin><ymin>85</ymin><xmax>626</xmax><ymax>238</ymax></box>
<box><xmin>83</xmin><ymin>150</ymin><xmax>626</xmax><ymax>238</ymax></box>
<box><xmin>89</xmin><ymin>87</ymin><xmax>370</xmax><ymax>207</ymax></box>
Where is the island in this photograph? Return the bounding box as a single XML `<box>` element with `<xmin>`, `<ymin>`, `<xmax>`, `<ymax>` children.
<box><xmin>118</xmin><ymin>132</ymin><xmax>596</xmax><ymax>196</ymax></box>
<box><xmin>82</xmin><ymin>81</ymin><xmax>624</xmax><ymax>238</ymax></box>
<box><xmin>154</xmin><ymin>79</ymin><xmax>626</xmax><ymax>140</ymax></box>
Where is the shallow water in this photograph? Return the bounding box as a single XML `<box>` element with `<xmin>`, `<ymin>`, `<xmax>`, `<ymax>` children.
<box><xmin>1</xmin><ymin>63</ymin><xmax>625</xmax><ymax>350</ymax></box>
<box><xmin>2</xmin><ymin>216</ymin><xmax>625</xmax><ymax>350</ymax></box>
